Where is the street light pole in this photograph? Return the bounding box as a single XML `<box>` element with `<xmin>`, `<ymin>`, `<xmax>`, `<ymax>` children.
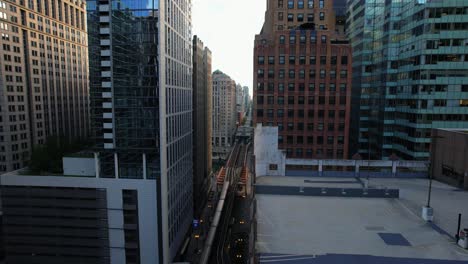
<box><xmin>422</xmin><ymin>134</ymin><xmax>444</xmax><ymax>221</ymax></box>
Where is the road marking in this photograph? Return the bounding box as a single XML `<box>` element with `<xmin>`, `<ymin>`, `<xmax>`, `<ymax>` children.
<box><xmin>258</xmin><ymin>233</ymin><xmax>274</xmax><ymax>237</ymax></box>
<box><xmin>260</xmin><ymin>254</ymin><xmax>301</xmax><ymax>259</ymax></box>
<box><xmin>261</xmin><ymin>256</ymin><xmax>317</xmax><ymax>262</ymax></box>
<box><xmin>395</xmin><ymin>198</ymin><xmax>419</xmax><ymax>220</ymax></box>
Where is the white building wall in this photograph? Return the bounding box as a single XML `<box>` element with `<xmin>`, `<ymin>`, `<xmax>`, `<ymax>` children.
<box><xmin>0</xmin><ymin>175</ymin><xmax>159</xmax><ymax>264</ymax></box>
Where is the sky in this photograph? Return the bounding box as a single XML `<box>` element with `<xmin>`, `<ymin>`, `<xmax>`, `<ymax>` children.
<box><xmin>192</xmin><ymin>0</ymin><xmax>266</xmax><ymax>97</ymax></box>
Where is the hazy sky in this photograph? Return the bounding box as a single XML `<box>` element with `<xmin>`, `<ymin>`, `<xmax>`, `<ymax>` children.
<box><xmin>192</xmin><ymin>0</ymin><xmax>266</xmax><ymax>96</ymax></box>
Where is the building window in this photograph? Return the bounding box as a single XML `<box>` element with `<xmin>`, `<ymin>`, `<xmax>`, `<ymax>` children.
<box><xmin>289</xmin><ymin>55</ymin><xmax>296</xmax><ymax>64</ymax></box>
<box><xmin>257</xmin><ymin>109</ymin><xmax>264</xmax><ymax>117</ymax></box>
<box><xmin>298</xmin><ymin>13</ymin><xmax>304</xmax><ymax>22</ymax></box>
<box><xmin>298</xmin><ymin>0</ymin><xmax>304</xmax><ymax>9</ymax></box>
<box><xmin>299</xmin><ymin>56</ymin><xmax>306</xmax><ymax>65</ymax></box>
<box><xmin>320</xmin><ymin>12</ymin><xmax>324</xmax><ymax>20</ymax></box>
<box><xmin>280</xmin><ymin>35</ymin><xmax>285</xmax><ymax>44</ymax></box>
<box><xmin>340</xmin><ymin>83</ymin><xmax>347</xmax><ymax>92</ymax></box>
<box><xmin>278</xmin><ymin>96</ymin><xmax>285</xmax><ymax>105</ymax></box>
<box><xmin>340</xmin><ymin>70</ymin><xmax>348</xmax><ymax>78</ymax></box>
<box><xmin>310</xmin><ymin>56</ymin><xmax>316</xmax><ymax>64</ymax></box>
<box><xmin>279</xmin><ymin>69</ymin><xmax>285</xmax><ymax>79</ymax></box>
<box><xmin>278</xmin><ymin>109</ymin><xmax>284</xmax><ymax>117</ymax></box>
<box><xmin>309</xmin><ymin>69</ymin><xmax>316</xmax><ymax>78</ymax></box>
<box><xmin>319</xmin><ymin>0</ymin><xmax>324</xmax><ymax>8</ymax></box>
<box><xmin>288</xmin><ymin>0</ymin><xmax>294</xmax><ymax>8</ymax></box>
<box><xmin>258</xmin><ymin>56</ymin><xmax>265</xmax><ymax>65</ymax></box>
<box><xmin>278</xmin><ymin>0</ymin><xmax>284</xmax><ymax>8</ymax></box>
<box><xmin>300</xmin><ymin>34</ymin><xmax>306</xmax><ymax>43</ymax></box>
<box><xmin>257</xmin><ymin>82</ymin><xmax>265</xmax><ymax>91</ymax></box>
<box><xmin>320</xmin><ymin>69</ymin><xmax>326</xmax><ymax>79</ymax></box>
<box><xmin>279</xmin><ymin>83</ymin><xmax>285</xmax><ymax>92</ymax></box>
<box><xmin>279</xmin><ymin>56</ymin><xmax>286</xmax><ymax>65</ymax></box>
<box><xmin>288</xmin><ymin>83</ymin><xmax>295</xmax><ymax>91</ymax></box>
<box><xmin>268</xmin><ymin>56</ymin><xmax>275</xmax><ymax>64</ymax></box>
<box><xmin>278</xmin><ymin>12</ymin><xmax>284</xmax><ymax>21</ymax></box>
<box><xmin>308</xmin><ymin>0</ymin><xmax>314</xmax><ymax>8</ymax></box>
<box><xmin>268</xmin><ymin>83</ymin><xmax>275</xmax><ymax>91</ymax></box>
<box><xmin>309</xmin><ymin>83</ymin><xmax>315</xmax><ymax>91</ymax></box>
<box><xmin>299</xmin><ymin>69</ymin><xmax>305</xmax><ymax>79</ymax></box>
<box><xmin>287</xmin><ymin>13</ymin><xmax>294</xmax><ymax>21</ymax></box>
<box><xmin>298</xmin><ymin>96</ymin><xmax>305</xmax><ymax>104</ymax></box>
<box><xmin>290</xmin><ymin>35</ymin><xmax>296</xmax><ymax>44</ymax></box>
<box><xmin>341</xmin><ymin>56</ymin><xmax>348</xmax><ymax>65</ymax></box>
<box><xmin>289</xmin><ymin>70</ymin><xmax>295</xmax><ymax>78</ymax></box>
<box><xmin>320</xmin><ymin>56</ymin><xmax>326</xmax><ymax>65</ymax></box>
<box><xmin>321</xmin><ymin>35</ymin><xmax>327</xmax><ymax>43</ymax></box>
<box><xmin>257</xmin><ymin>69</ymin><xmax>264</xmax><ymax>78</ymax></box>
<box><xmin>257</xmin><ymin>96</ymin><xmax>264</xmax><ymax>105</ymax></box>
<box><xmin>268</xmin><ymin>69</ymin><xmax>275</xmax><ymax>78</ymax></box>
<box><xmin>307</xmin><ymin>13</ymin><xmax>314</xmax><ymax>22</ymax></box>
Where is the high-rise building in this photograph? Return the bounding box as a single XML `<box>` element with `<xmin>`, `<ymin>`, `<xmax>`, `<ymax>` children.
<box><xmin>0</xmin><ymin>0</ymin><xmax>89</xmax><ymax>173</ymax></box>
<box><xmin>243</xmin><ymin>86</ymin><xmax>250</xmax><ymax>110</ymax></box>
<box><xmin>192</xmin><ymin>35</ymin><xmax>212</xmax><ymax>218</ymax></box>
<box><xmin>254</xmin><ymin>0</ymin><xmax>352</xmax><ymax>159</ymax></box>
<box><xmin>236</xmin><ymin>83</ymin><xmax>245</xmax><ymax>123</ymax></box>
<box><xmin>88</xmin><ymin>0</ymin><xmax>192</xmax><ymax>262</ymax></box>
<box><xmin>347</xmin><ymin>0</ymin><xmax>468</xmax><ymax>160</ymax></box>
<box><xmin>212</xmin><ymin>70</ymin><xmax>237</xmax><ymax>159</ymax></box>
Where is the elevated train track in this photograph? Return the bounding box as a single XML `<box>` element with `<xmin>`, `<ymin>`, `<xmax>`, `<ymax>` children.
<box><xmin>199</xmin><ymin>141</ymin><xmax>249</xmax><ymax>264</ymax></box>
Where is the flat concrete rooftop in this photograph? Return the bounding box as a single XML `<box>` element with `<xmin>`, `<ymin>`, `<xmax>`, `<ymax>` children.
<box><xmin>256</xmin><ymin>176</ymin><xmax>468</xmax><ymax>263</ymax></box>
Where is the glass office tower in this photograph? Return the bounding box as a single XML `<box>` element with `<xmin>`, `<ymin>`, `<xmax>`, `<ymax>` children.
<box><xmin>347</xmin><ymin>0</ymin><xmax>468</xmax><ymax>160</ymax></box>
<box><xmin>88</xmin><ymin>0</ymin><xmax>193</xmax><ymax>262</ymax></box>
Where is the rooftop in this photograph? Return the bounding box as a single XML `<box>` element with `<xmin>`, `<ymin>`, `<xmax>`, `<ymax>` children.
<box><xmin>256</xmin><ymin>176</ymin><xmax>468</xmax><ymax>263</ymax></box>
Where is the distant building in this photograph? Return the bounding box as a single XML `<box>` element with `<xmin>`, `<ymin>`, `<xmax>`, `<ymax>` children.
<box><xmin>430</xmin><ymin>129</ymin><xmax>468</xmax><ymax>190</ymax></box>
<box><xmin>236</xmin><ymin>84</ymin><xmax>245</xmax><ymax>124</ymax></box>
<box><xmin>254</xmin><ymin>0</ymin><xmax>353</xmax><ymax>159</ymax></box>
<box><xmin>243</xmin><ymin>86</ymin><xmax>250</xmax><ymax>111</ymax></box>
<box><xmin>212</xmin><ymin>70</ymin><xmax>237</xmax><ymax>159</ymax></box>
<box><xmin>0</xmin><ymin>0</ymin><xmax>90</xmax><ymax>173</ymax></box>
<box><xmin>192</xmin><ymin>36</ymin><xmax>213</xmax><ymax>218</ymax></box>
<box><xmin>347</xmin><ymin>0</ymin><xmax>468</xmax><ymax>160</ymax></box>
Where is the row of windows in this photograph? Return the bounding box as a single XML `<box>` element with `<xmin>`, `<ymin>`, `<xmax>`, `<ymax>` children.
<box><xmin>260</xmin><ymin>121</ymin><xmax>345</xmax><ymax>133</ymax></box>
<box><xmin>279</xmin><ymin>135</ymin><xmax>345</xmax><ymax>145</ymax></box>
<box><xmin>257</xmin><ymin>82</ymin><xmax>348</xmax><ymax>92</ymax></box>
<box><xmin>257</xmin><ymin>95</ymin><xmax>347</xmax><ymax>105</ymax></box>
<box><xmin>283</xmin><ymin>148</ymin><xmax>344</xmax><ymax>158</ymax></box>
<box><xmin>278</xmin><ymin>33</ymin><xmax>330</xmax><ymax>44</ymax></box>
<box><xmin>13</xmin><ymin>0</ymin><xmax>87</xmax><ymax>30</ymax></box>
<box><xmin>258</xmin><ymin>55</ymin><xmax>348</xmax><ymax>65</ymax></box>
<box><xmin>281</xmin><ymin>12</ymin><xmax>325</xmax><ymax>22</ymax></box>
<box><xmin>257</xmin><ymin>69</ymin><xmax>348</xmax><ymax>79</ymax></box>
<box><xmin>278</xmin><ymin>0</ymin><xmax>324</xmax><ymax>9</ymax></box>
<box><xmin>257</xmin><ymin>108</ymin><xmax>347</xmax><ymax>119</ymax></box>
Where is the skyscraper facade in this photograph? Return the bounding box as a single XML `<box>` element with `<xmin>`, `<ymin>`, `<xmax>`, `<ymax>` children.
<box><xmin>236</xmin><ymin>83</ymin><xmax>246</xmax><ymax>123</ymax></box>
<box><xmin>192</xmin><ymin>35</ymin><xmax>212</xmax><ymax>218</ymax></box>
<box><xmin>0</xmin><ymin>0</ymin><xmax>89</xmax><ymax>173</ymax></box>
<box><xmin>212</xmin><ymin>70</ymin><xmax>237</xmax><ymax>159</ymax></box>
<box><xmin>347</xmin><ymin>0</ymin><xmax>468</xmax><ymax>160</ymax></box>
<box><xmin>254</xmin><ymin>0</ymin><xmax>352</xmax><ymax>159</ymax></box>
<box><xmin>87</xmin><ymin>0</ymin><xmax>193</xmax><ymax>262</ymax></box>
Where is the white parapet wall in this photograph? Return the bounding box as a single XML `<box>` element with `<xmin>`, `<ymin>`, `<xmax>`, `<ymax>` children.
<box><xmin>63</xmin><ymin>156</ymin><xmax>96</xmax><ymax>176</ymax></box>
<box><xmin>254</xmin><ymin>124</ymin><xmax>286</xmax><ymax>177</ymax></box>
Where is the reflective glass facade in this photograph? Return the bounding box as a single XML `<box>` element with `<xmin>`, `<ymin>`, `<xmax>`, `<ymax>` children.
<box><xmin>88</xmin><ymin>0</ymin><xmax>193</xmax><ymax>262</ymax></box>
<box><xmin>347</xmin><ymin>0</ymin><xmax>468</xmax><ymax>160</ymax></box>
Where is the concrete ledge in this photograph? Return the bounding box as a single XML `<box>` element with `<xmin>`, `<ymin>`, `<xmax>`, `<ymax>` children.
<box><xmin>255</xmin><ymin>185</ymin><xmax>399</xmax><ymax>198</ymax></box>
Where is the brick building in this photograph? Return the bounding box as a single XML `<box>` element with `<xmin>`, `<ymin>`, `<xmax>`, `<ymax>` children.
<box><xmin>254</xmin><ymin>0</ymin><xmax>352</xmax><ymax>159</ymax></box>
